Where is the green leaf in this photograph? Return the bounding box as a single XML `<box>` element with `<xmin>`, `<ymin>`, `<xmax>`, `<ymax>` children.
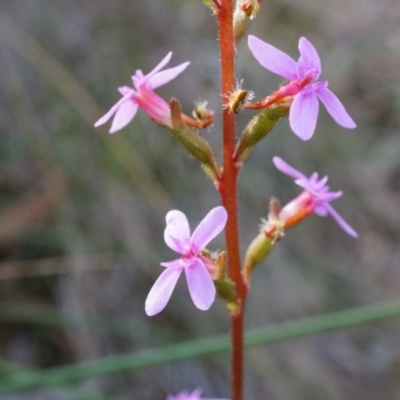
<box><xmin>2</xmin><ymin>300</ymin><xmax>400</xmax><ymax>393</ymax></box>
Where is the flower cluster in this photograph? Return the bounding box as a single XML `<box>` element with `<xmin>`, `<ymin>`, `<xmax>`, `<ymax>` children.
<box><xmin>94</xmin><ymin>38</ymin><xmax>358</xmax><ymax>318</ymax></box>
<box><xmin>94</xmin><ymin>23</ymin><xmax>359</xmax><ymax>400</ymax></box>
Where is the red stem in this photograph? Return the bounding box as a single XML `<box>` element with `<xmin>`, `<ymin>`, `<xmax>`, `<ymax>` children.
<box><xmin>217</xmin><ymin>2</ymin><xmax>247</xmax><ymax>400</ymax></box>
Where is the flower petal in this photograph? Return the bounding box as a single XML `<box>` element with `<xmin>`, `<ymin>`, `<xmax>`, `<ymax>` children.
<box><xmin>136</xmin><ymin>52</ymin><xmax>173</xmax><ymax>88</ymax></box>
<box><xmin>297</xmin><ymin>37</ymin><xmax>321</xmax><ymax>80</ymax></box>
<box><xmin>118</xmin><ymin>86</ymin><xmax>132</xmax><ymax>96</ymax></box>
<box><xmin>160</xmin><ymin>259</ymin><xmax>184</xmax><ymax>268</ymax></box>
<box><xmin>133</xmin><ymin>87</ymin><xmax>171</xmax><ymax>123</ymax></box>
<box><xmin>164</xmin><ymin>210</ymin><xmax>191</xmax><ymax>254</ymax></box>
<box><xmin>191</xmin><ymin>206</ymin><xmax>227</xmax><ymax>251</ymax></box>
<box><xmin>295</xmin><ymin>178</ymin><xmax>342</xmax><ymax>201</ymax></box>
<box><xmin>314</xmin><ymin>204</ymin><xmax>329</xmax><ymax>216</ymax></box>
<box><xmin>188</xmin><ymin>388</ymin><xmax>202</xmax><ymax>399</ymax></box>
<box><xmin>147</xmin><ymin>62</ymin><xmax>190</xmax><ymax>90</ymax></box>
<box><xmin>132</xmin><ymin>70</ymin><xmax>144</xmax><ymax>89</ymax></box>
<box><xmin>316</xmin><ymin>86</ymin><xmax>357</xmax><ymax>129</ymax></box>
<box><xmin>323</xmin><ymin>203</ymin><xmax>358</xmax><ymax>238</ymax></box>
<box><xmin>248</xmin><ymin>35</ymin><xmax>297</xmax><ymax>80</ymax></box>
<box><xmin>147</xmin><ymin>52</ymin><xmax>173</xmax><ymax>77</ymax></box>
<box><xmin>167</xmin><ymin>388</ymin><xmax>203</xmax><ymax>400</ymax></box>
<box><xmin>94</xmin><ymin>90</ymin><xmax>134</xmax><ymax>128</ymax></box>
<box><xmin>272</xmin><ymin>156</ymin><xmax>307</xmax><ymax>180</ymax></box>
<box><xmin>145</xmin><ymin>265</ymin><xmax>183</xmax><ymax>316</ymax></box>
<box><xmin>109</xmin><ymin>100</ymin><xmax>138</xmax><ymax>133</ymax></box>
<box><xmin>290</xmin><ymin>88</ymin><xmax>319</xmax><ymax>140</ymax></box>
<box><xmin>185</xmin><ymin>258</ymin><xmax>216</xmax><ymax>311</ymax></box>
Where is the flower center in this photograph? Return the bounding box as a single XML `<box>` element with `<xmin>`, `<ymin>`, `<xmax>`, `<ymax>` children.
<box><xmin>297</xmin><ymin>74</ymin><xmax>314</xmax><ymax>89</ymax></box>
<box><xmin>181</xmin><ymin>241</ymin><xmax>198</xmax><ymax>259</ymax></box>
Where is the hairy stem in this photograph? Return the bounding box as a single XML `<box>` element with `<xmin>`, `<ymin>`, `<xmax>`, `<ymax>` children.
<box><xmin>217</xmin><ymin>1</ymin><xmax>247</xmax><ymax>399</ymax></box>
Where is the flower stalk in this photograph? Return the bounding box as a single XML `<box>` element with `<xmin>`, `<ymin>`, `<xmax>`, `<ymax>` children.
<box><xmin>217</xmin><ymin>1</ymin><xmax>246</xmax><ymax>399</ymax></box>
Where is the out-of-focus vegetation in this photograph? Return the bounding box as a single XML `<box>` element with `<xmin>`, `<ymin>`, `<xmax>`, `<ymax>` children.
<box><xmin>0</xmin><ymin>1</ymin><xmax>400</xmax><ymax>399</ymax></box>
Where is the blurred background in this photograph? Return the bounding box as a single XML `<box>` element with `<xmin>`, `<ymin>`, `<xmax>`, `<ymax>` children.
<box><xmin>0</xmin><ymin>0</ymin><xmax>400</xmax><ymax>399</ymax></box>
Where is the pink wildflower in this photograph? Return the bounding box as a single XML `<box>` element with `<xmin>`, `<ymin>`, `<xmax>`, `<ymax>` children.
<box><xmin>167</xmin><ymin>388</ymin><xmax>229</xmax><ymax>400</ymax></box>
<box><xmin>145</xmin><ymin>206</ymin><xmax>228</xmax><ymax>316</ymax></box>
<box><xmin>248</xmin><ymin>36</ymin><xmax>356</xmax><ymax>140</ymax></box>
<box><xmin>94</xmin><ymin>52</ymin><xmax>190</xmax><ymax>133</ymax></box>
<box><xmin>273</xmin><ymin>156</ymin><xmax>358</xmax><ymax>237</ymax></box>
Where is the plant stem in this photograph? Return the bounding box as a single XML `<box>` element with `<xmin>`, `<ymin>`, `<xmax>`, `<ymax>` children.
<box><xmin>217</xmin><ymin>1</ymin><xmax>247</xmax><ymax>399</ymax></box>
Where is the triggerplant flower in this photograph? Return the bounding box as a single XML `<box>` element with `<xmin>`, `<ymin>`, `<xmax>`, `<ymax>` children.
<box><xmin>248</xmin><ymin>35</ymin><xmax>356</xmax><ymax>140</ymax></box>
<box><xmin>94</xmin><ymin>52</ymin><xmax>190</xmax><ymax>133</ymax></box>
<box><xmin>145</xmin><ymin>206</ymin><xmax>227</xmax><ymax>316</ymax></box>
<box><xmin>167</xmin><ymin>388</ymin><xmax>229</xmax><ymax>400</ymax></box>
<box><xmin>273</xmin><ymin>156</ymin><xmax>358</xmax><ymax>237</ymax></box>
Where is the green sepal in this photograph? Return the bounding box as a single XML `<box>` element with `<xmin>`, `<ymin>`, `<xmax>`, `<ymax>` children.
<box><xmin>234</xmin><ymin>105</ymin><xmax>289</xmax><ymax>164</ymax></box>
<box><xmin>215</xmin><ymin>278</ymin><xmax>238</xmax><ymax>312</ymax></box>
<box><xmin>205</xmin><ymin>250</ymin><xmax>239</xmax><ymax>311</ymax></box>
<box><xmin>162</xmin><ymin>99</ymin><xmax>221</xmax><ymax>182</ymax></box>
<box><xmin>215</xmin><ymin>278</ymin><xmax>236</xmax><ymax>302</ymax></box>
<box><xmin>213</xmin><ymin>250</ymin><xmax>227</xmax><ymax>281</ymax></box>
<box><xmin>244</xmin><ymin>231</ymin><xmax>275</xmax><ymax>270</ymax></box>
<box><xmin>242</xmin><ymin>202</ymin><xmax>284</xmax><ymax>283</ymax></box>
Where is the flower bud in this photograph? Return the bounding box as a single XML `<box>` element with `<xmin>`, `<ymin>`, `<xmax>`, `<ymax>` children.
<box><xmin>223</xmin><ymin>80</ymin><xmax>253</xmax><ymax>114</ymax></box>
<box><xmin>244</xmin><ymin>231</ymin><xmax>275</xmax><ymax>271</ymax></box>
<box><xmin>234</xmin><ymin>105</ymin><xmax>289</xmax><ymax>164</ymax></box>
<box><xmin>233</xmin><ymin>0</ymin><xmax>260</xmax><ymax>42</ymax></box>
<box><xmin>192</xmin><ymin>100</ymin><xmax>214</xmax><ymax>128</ymax></box>
<box><xmin>243</xmin><ymin>198</ymin><xmax>284</xmax><ymax>283</ymax></box>
<box><xmin>279</xmin><ymin>191</ymin><xmax>315</xmax><ymax>229</ymax></box>
<box><xmin>167</xmin><ymin>99</ymin><xmax>221</xmax><ymax>182</ymax></box>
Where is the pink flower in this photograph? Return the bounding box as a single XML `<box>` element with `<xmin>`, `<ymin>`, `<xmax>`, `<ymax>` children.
<box><xmin>167</xmin><ymin>388</ymin><xmax>229</xmax><ymax>400</ymax></box>
<box><xmin>248</xmin><ymin>36</ymin><xmax>356</xmax><ymax>140</ymax></box>
<box><xmin>145</xmin><ymin>206</ymin><xmax>228</xmax><ymax>316</ymax></box>
<box><xmin>94</xmin><ymin>52</ymin><xmax>190</xmax><ymax>133</ymax></box>
<box><xmin>273</xmin><ymin>156</ymin><xmax>358</xmax><ymax>237</ymax></box>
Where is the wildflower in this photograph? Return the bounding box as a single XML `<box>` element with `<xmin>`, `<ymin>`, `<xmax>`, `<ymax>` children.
<box><xmin>167</xmin><ymin>388</ymin><xmax>229</xmax><ymax>400</ymax></box>
<box><xmin>94</xmin><ymin>52</ymin><xmax>190</xmax><ymax>133</ymax></box>
<box><xmin>273</xmin><ymin>156</ymin><xmax>358</xmax><ymax>237</ymax></box>
<box><xmin>145</xmin><ymin>206</ymin><xmax>228</xmax><ymax>316</ymax></box>
<box><xmin>248</xmin><ymin>36</ymin><xmax>356</xmax><ymax>140</ymax></box>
